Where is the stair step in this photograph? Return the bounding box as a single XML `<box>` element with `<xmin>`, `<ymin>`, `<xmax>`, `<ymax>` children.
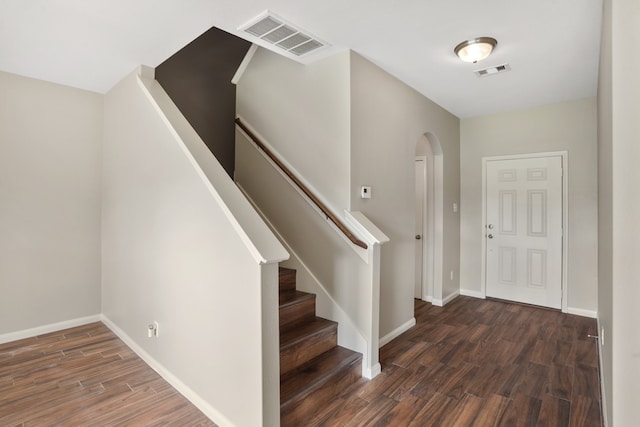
<box><xmin>280</xmin><ymin>346</ymin><xmax>362</xmax><ymax>426</ymax></box>
<box><xmin>278</xmin><ymin>267</ymin><xmax>296</xmax><ymax>293</ymax></box>
<box><xmin>280</xmin><ymin>318</ymin><xmax>337</xmax><ymax>376</ymax></box>
<box><xmin>279</xmin><ymin>290</ymin><xmax>316</xmax><ymax>330</ymax></box>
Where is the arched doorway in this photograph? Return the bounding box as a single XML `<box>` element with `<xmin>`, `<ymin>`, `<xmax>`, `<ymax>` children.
<box><xmin>415</xmin><ymin>133</ymin><xmax>444</xmax><ymax>304</ymax></box>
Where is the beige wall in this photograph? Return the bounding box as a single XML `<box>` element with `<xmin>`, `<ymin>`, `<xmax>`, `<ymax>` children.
<box><xmin>349</xmin><ymin>52</ymin><xmax>461</xmax><ymax>336</ymax></box>
<box><xmin>599</xmin><ymin>0</ymin><xmax>640</xmax><ymax>425</ymax></box>
<box><xmin>236</xmin><ymin>48</ymin><xmax>351</xmax><ymax>211</ymax></box>
<box><xmin>102</xmin><ymin>70</ymin><xmax>274</xmax><ymax>427</ymax></box>
<box><xmin>460</xmin><ymin>98</ymin><xmax>598</xmax><ymax>313</ymax></box>
<box><xmin>0</xmin><ymin>71</ymin><xmax>102</xmax><ymax>335</ymax></box>
<box><xmin>237</xmin><ymin>49</ymin><xmax>461</xmax><ymax>340</ymax></box>
<box><xmin>236</xmin><ymin>128</ymin><xmax>372</xmax><ymax>368</ymax></box>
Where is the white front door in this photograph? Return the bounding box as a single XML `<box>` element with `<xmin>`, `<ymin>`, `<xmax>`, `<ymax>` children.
<box><xmin>485</xmin><ymin>156</ymin><xmax>563</xmax><ymax>309</ymax></box>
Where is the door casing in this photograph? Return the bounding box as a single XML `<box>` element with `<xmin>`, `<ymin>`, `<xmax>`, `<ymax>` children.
<box><xmin>481</xmin><ymin>151</ymin><xmax>568</xmax><ymax>313</ymax></box>
<box><xmin>415</xmin><ymin>156</ymin><xmax>435</xmax><ymax>301</ymax></box>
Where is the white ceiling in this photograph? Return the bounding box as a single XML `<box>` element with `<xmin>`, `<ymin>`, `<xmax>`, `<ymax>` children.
<box><xmin>0</xmin><ymin>0</ymin><xmax>603</xmax><ymax>118</ymax></box>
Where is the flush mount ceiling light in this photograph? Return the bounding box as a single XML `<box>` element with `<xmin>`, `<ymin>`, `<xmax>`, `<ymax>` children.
<box><xmin>454</xmin><ymin>37</ymin><xmax>497</xmax><ymax>63</ymax></box>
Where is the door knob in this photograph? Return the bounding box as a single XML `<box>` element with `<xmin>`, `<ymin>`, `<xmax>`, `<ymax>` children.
<box><xmin>488</xmin><ymin>224</ymin><xmax>494</xmax><ymax>230</ymax></box>
<box><xmin>415</xmin><ymin>235</ymin><xmax>422</xmax><ymax>240</ymax></box>
<box><xmin>487</xmin><ymin>234</ymin><xmax>494</xmax><ymax>239</ymax></box>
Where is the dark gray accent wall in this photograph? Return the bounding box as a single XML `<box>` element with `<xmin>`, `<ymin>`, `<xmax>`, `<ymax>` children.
<box><xmin>156</xmin><ymin>27</ymin><xmax>251</xmax><ymax>177</ymax></box>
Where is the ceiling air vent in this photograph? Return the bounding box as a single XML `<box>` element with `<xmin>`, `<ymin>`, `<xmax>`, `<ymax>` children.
<box><xmin>239</xmin><ymin>11</ymin><xmax>329</xmax><ymax>60</ymax></box>
<box><xmin>475</xmin><ymin>63</ymin><xmax>511</xmax><ymax>77</ymax></box>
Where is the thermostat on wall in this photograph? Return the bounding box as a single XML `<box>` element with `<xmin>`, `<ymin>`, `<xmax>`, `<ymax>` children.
<box><xmin>361</xmin><ymin>186</ymin><xmax>372</xmax><ymax>199</ymax></box>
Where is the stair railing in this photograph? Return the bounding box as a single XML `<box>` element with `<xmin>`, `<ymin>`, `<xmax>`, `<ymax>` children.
<box><xmin>235</xmin><ymin>117</ymin><xmax>368</xmax><ymax>250</ymax></box>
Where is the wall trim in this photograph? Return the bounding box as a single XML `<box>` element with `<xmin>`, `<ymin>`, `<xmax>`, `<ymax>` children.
<box><xmin>597</xmin><ymin>317</ymin><xmax>608</xmax><ymax>427</ymax></box>
<box><xmin>432</xmin><ymin>290</ymin><xmax>460</xmax><ymax>307</ymax></box>
<box><xmin>100</xmin><ymin>315</ymin><xmax>232</xmax><ymax>427</ymax></box>
<box><xmin>379</xmin><ymin>318</ymin><xmax>416</xmax><ymax>348</ymax></box>
<box><xmin>567</xmin><ymin>307</ymin><xmax>598</xmax><ymax>319</ymax></box>
<box><xmin>364</xmin><ymin>363</ymin><xmax>381</xmax><ymax>379</ymax></box>
<box><xmin>0</xmin><ymin>314</ymin><xmax>102</xmax><ymax>345</ymax></box>
<box><xmin>231</xmin><ymin>44</ymin><xmax>258</xmax><ymax>85</ymax></box>
<box><xmin>460</xmin><ymin>289</ymin><xmax>486</xmax><ymax>299</ymax></box>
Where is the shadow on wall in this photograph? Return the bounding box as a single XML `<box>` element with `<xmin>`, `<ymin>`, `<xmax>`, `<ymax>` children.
<box><xmin>155</xmin><ymin>26</ymin><xmax>251</xmax><ymax>177</ymax></box>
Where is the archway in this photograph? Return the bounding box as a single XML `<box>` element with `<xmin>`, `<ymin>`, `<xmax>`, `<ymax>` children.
<box><xmin>415</xmin><ymin>133</ymin><xmax>444</xmax><ymax>304</ymax></box>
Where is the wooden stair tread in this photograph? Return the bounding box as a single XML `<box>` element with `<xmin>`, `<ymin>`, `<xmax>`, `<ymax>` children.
<box><xmin>277</xmin><ymin>266</ymin><xmax>362</xmax><ymax>424</ymax></box>
<box><xmin>280</xmin><ymin>318</ymin><xmax>336</xmax><ymax>350</ymax></box>
<box><xmin>279</xmin><ymin>290</ymin><xmax>314</xmax><ymax>307</ymax></box>
<box><xmin>280</xmin><ymin>346</ymin><xmax>362</xmax><ymax>408</ymax></box>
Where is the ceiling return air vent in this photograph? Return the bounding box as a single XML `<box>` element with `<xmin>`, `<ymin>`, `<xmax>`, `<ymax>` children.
<box><xmin>475</xmin><ymin>63</ymin><xmax>511</xmax><ymax>77</ymax></box>
<box><xmin>239</xmin><ymin>11</ymin><xmax>329</xmax><ymax>60</ymax></box>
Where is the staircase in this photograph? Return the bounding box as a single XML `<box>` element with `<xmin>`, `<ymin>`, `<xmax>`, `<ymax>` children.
<box><xmin>278</xmin><ymin>267</ymin><xmax>362</xmax><ymax>425</ymax></box>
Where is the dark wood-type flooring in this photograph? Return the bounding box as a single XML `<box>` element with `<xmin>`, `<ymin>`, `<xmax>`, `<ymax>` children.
<box><xmin>307</xmin><ymin>297</ymin><xmax>603</xmax><ymax>426</ymax></box>
<box><xmin>0</xmin><ymin>322</ymin><xmax>216</xmax><ymax>426</ymax></box>
<box><xmin>1</xmin><ymin>297</ymin><xmax>603</xmax><ymax>426</ymax></box>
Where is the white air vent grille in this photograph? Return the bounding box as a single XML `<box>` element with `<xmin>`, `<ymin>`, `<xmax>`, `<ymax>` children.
<box><xmin>240</xmin><ymin>11</ymin><xmax>329</xmax><ymax>58</ymax></box>
<box><xmin>475</xmin><ymin>64</ymin><xmax>511</xmax><ymax>77</ymax></box>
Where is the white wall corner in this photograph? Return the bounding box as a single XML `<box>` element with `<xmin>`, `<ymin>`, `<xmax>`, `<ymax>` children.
<box><xmin>232</xmin><ymin>44</ymin><xmax>259</xmax><ymax>85</ymax></box>
<box><xmin>0</xmin><ymin>315</ymin><xmax>102</xmax><ymax>345</ymax></box>
<box><xmin>137</xmin><ymin>65</ymin><xmax>155</xmax><ymax>80</ymax></box>
<box><xmin>379</xmin><ymin>317</ymin><xmax>416</xmax><ymax>348</ymax></box>
<box><xmin>100</xmin><ymin>315</ymin><xmax>233</xmax><ymax>427</ymax></box>
<box><xmin>432</xmin><ymin>290</ymin><xmax>460</xmax><ymax>307</ymax></box>
<box><xmin>260</xmin><ymin>262</ymin><xmax>280</xmax><ymax>427</ymax></box>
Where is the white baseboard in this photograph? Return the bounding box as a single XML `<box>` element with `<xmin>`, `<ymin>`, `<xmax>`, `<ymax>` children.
<box><xmin>431</xmin><ymin>299</ymin><xmax>444</xmax><ymax>307</ymax></box>
<box><xmin>460</xmin><ymin>289</ymin><xmax>486</xmax><ymax>299</ymax></box>
<box><xmin>363</xmin><ymin>363</ymin><xmax>381</xmax><ymax>379</ymax></box>
<box><xmin>379</xmin><ymin>317</ymin><xmax>416</xmax><ymax>348</ymax></box>
<box><xmin>567</xmin><ymin>307</ymin><xmax>598</xmax><ymax>319</ymax></box>
<box><xmin>0</xmin><ymin>314</ymin><xmax>102</xmax><ymax>345</ymax></box>
<box><xmin>432</xmin><ymin>290</ymin><xmax>460</xmax><ymax>307</ymax></box>
<box><xmin>100</xmin><ymin>315</ymin><xmax>232</xmax><ymax>427</ymax></box>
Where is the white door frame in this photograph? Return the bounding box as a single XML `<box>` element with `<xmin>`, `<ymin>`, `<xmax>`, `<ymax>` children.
<box><xmin>415</xmin><ymin>156</ymin><xmax>435</xmax><ymax>301</ymax></box>
<box><xmin>481</xmin><ymin>151</ymin><xmax>568</xmax><ymax>313</ymax></box>
<box><xmin>415</xmin><ymin>133</ymin><xmax>443</xmax><ymax>305</ymax></box>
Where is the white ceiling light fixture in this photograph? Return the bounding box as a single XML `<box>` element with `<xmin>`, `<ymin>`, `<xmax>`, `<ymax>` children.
<box><xmin>454</xmin><ymin>37</ymin><xmax>497</xmax><ymax>63</ymax></box>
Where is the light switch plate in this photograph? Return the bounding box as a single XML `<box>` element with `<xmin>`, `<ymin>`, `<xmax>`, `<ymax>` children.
<box><xmin>361</xmin><ymin>186</ymin><xmax>372</xmax><ymax>199</ymax></box>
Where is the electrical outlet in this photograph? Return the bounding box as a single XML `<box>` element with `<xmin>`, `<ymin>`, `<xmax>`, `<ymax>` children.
<box><xmin>450</xmin><ymin>270</ymin><xmax>454</xmax><ymax>281</ymax></box>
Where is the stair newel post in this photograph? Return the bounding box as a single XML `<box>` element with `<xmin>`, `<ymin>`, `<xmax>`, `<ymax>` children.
<box><xmin>344</xmin><ymin>210</ymin><xmax>389</xmax><ymax>379</ymax></box>
<box><xmin>260</xmin><ymin>262</ymin><xmax>281</xmax><ymax>427</ymax></box>
<box><xmin>367</xmin><ymin>240</ymin><xmax>382</xmax><ymax>378</ymax></box>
